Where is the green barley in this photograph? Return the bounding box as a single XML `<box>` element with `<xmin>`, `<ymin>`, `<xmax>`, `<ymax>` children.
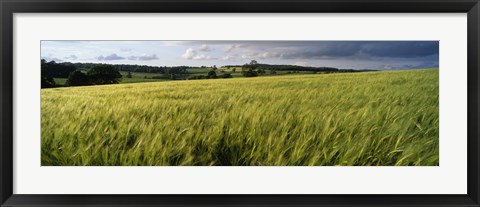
<box><xmin>41</xmin><ymin>69</ymin><xmax>439</xmax><ymax>166</ymax></box>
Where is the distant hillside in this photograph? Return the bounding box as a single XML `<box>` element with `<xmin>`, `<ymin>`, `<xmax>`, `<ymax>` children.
<box><xmin>223</xmin><ymin>64</ymin><xmax>339</xmax><ymax>72</ymax></box>
<box><xmin>41</xmin><ymin>60</ymin><xmax>378</xmax><ymax>81</ymax></box>
<box><xmin>70</xmin><ymin>62</ymin><xmax>191</xmax><ymax>74</ymax></box>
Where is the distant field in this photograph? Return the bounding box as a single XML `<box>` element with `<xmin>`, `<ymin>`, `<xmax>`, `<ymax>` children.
<box><xmin>41</xmin><ymin>69</ymin><xmax>439</xmax><ymax>166</ymax></box>
<box><xmin>54</xmin><ymin>71</ymin><xmax>169</xmax><ymax>86</ymax></box>
<box><xmin>53</xmin><ymin>78</ymin><xmax>68</xmax><ymax>85</ymax></box>
<box><xmin>186</xmin><ymin>67</ymin><xmax>245</xmax><ymax>78</ymax></box>
<box><xmin>54</xmin><ymin>68</ymin><xmax>320</xmax><ymax>86</ymax></box>
<box><xmin>119</xmin><ymin>71</ymin><xmax>171</xmax><ymax>83</ymax></box>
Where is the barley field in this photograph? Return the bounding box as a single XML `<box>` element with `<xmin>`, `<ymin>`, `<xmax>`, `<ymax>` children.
<box><xmin>41</xmin><ymin>69</ymin><xmax>439</xmax><ymax>166</ymax></box>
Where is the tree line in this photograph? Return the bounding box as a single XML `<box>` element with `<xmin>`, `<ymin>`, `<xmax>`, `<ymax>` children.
<box><xmin>42</xmin><ymin>60</ymin><xmax>122</xmax><ymax>88</ymax></box>
<box><xmin>236</xmin><ymin>60</ymin><xmax>378</xmax><ymax>77</ymax></box>
<box><xmin>71</xmin><ymin>62</ymin><xmax>191</xmax><ymax>74</ymax></box>
<box><xmin>41</xmin><ymin>59</ymin><xmax>376</xmax><ymax>88</ymax></box>
<box><xmin>188</xmin><ymin>65</ymin><xmax>233</xmax><ymax>80</ymax></box>
<box><xmin>225</xmin><ymin>63</ymin><xmax>339</xmax><ymax>73</ymax></box>
<box><xmin>41</xmin><ymin>60</ymin><xmax>196</xmax><ymax>88</ymax></box>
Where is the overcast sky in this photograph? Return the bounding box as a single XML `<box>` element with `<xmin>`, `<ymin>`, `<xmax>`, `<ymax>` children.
<box><xmin>41</xmin><ymin>41</ymin><xmax>439</xmax><ymax>70</ymax></box>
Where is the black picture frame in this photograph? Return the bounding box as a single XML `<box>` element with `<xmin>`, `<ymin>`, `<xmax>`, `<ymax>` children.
<box><xmin>1</xmin><ymin>0</ymin><xmax>479</xmax><ymax>206</ymax></box>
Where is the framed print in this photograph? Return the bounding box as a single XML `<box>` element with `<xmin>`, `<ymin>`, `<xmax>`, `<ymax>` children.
<box><xmin>1</xmin><ymin>0</ymin><xmax>479</xmax><ymax>206</ymax></box>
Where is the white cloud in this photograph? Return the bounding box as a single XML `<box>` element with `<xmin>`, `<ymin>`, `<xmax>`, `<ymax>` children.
<box><xmin>240</xmin><ymin>51</ymin><xmax>283</xmax><ymax>60</ymax></box>
<box><xmin>222</xmin><ymin>55</ymin><xmax>236</xmax><ymax>60</ymax></box>
<box><xmin>64</xmin><ymin>54</ymin><xmax>78</xmax><ymax>60</ymax></box>
<box><xmin>260</xmin><ymin>52</ymin><xmax>270</xmax><ymax>59</ymax></box>
<box><xmin>138</xmin><ymin>54</ymin><xmax>158</xmax><ymax>60</ymax></box>
<box><xmin>182</xmin><ymin>48</ymin><xmax>214</xmax><ymax>60</ymax></box>
<box><xmin>193</xmin><ymin>54</ymin><xmax>211</xmax><ymax>60</ymax></box>
<box><xmin>182</xmin><ymin>48</ymin><xmax>196</xmax><ymax>59</ymax></box>
<box><xmin>226</xmin><ymin>44</ymin><xmax>247</xmax><ymax>53</ymax></box>
<box><xmin>97</xmin><ymin>53</ymin><xmax>124</xmax><ymax>61</ymax></box>
<box><xmin>128</xmin><ymin>54</ymin><xmax>159</xmax><ymax>61</ymax></box>
<box><xmin>241</xmin><ymin>52</ymin><xmax>258</xmax><ymax>59</ymax></box>
<box><xmin>198</xmin><ymin>44</ymin><xmax>212</xmax><ymax>52</ymax></box>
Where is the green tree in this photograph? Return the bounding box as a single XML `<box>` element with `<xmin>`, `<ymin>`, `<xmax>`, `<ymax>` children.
<box><xmin>207</xmin><ymin>70</ymin><xmax>217</xmax><ymax>79</ymax></box>
<box><xmin>41</xmin><ymin>59</ymin><xmax>76</xmax><ymax>78</ymax></box>
<box><xmin>66</xmin><ymin>70</ymin><xmax>92</xmax><ymax>86</ymax></box>
<box><xmin>257</xmin><ymin>68</ymin><xmax>266</xmax><ymax>75</ymax></box>
<box><xmin>126</xmin><ymin>72</ymin><xmax>133</xmax><ymax>78</ymax></box>
<box><xmin>41</xmin><ymin>74</ymin><xmax>56</xmax><ymax>88</ymax></box>
<box><xmin>241</xmin><ymin>60</ymin><xmax>259</xmax><ymax>77</ymax></box>
<box><xmin>86</xmin><ymin>64</ymin><xmax>122</xmax><ymax>84</ymax></box>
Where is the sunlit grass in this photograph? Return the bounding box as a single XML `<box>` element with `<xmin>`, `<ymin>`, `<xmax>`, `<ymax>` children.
<box><xmin>41</xmin><ymin>69</ymin><xmax>439</xmax><ymax>166</ymax></box>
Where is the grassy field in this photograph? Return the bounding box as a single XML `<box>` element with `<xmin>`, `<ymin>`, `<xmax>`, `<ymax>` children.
<box><xmin>54</xmin><ymin>71</ymin><xmax>170</xmax><ymax>86</ymax></box>
<box><xmin>118</xmin><ymin>71</ymin><xmax>172</xmax><ymax>83</ymax></box>
<box><xmin>54</xmin><ymin>68</ymin><xmax>316</xmax><ymax>86</ymax></box>
<box><xmin>41</xmin><ymin>69</ymin><xmax>439</xmax><ymax>166</ymax></box>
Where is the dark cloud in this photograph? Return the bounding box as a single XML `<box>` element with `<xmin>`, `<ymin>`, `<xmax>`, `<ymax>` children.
<box><xmin>359</xmin><ymin>42</ymin><xmax>439</xmax><ymax>58</ymax></box>
<box><xmin>97</xmin><ymin>53</ymin><xmax>124</xmax><ymax>61</ymax></box>
<box><xmin>378</xmin><ymin>61</ymin><xmax>438</xmax><ymax>70</ymax></box>
<box><xmin>251</xmin><ymin>41</ymin><xmax>438</xmax><ymax>60</ymax></box>
<box><xmin>181</xmin><ymin>40</ymin><xmax>438</xmax><ymax>58</ymax></box>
